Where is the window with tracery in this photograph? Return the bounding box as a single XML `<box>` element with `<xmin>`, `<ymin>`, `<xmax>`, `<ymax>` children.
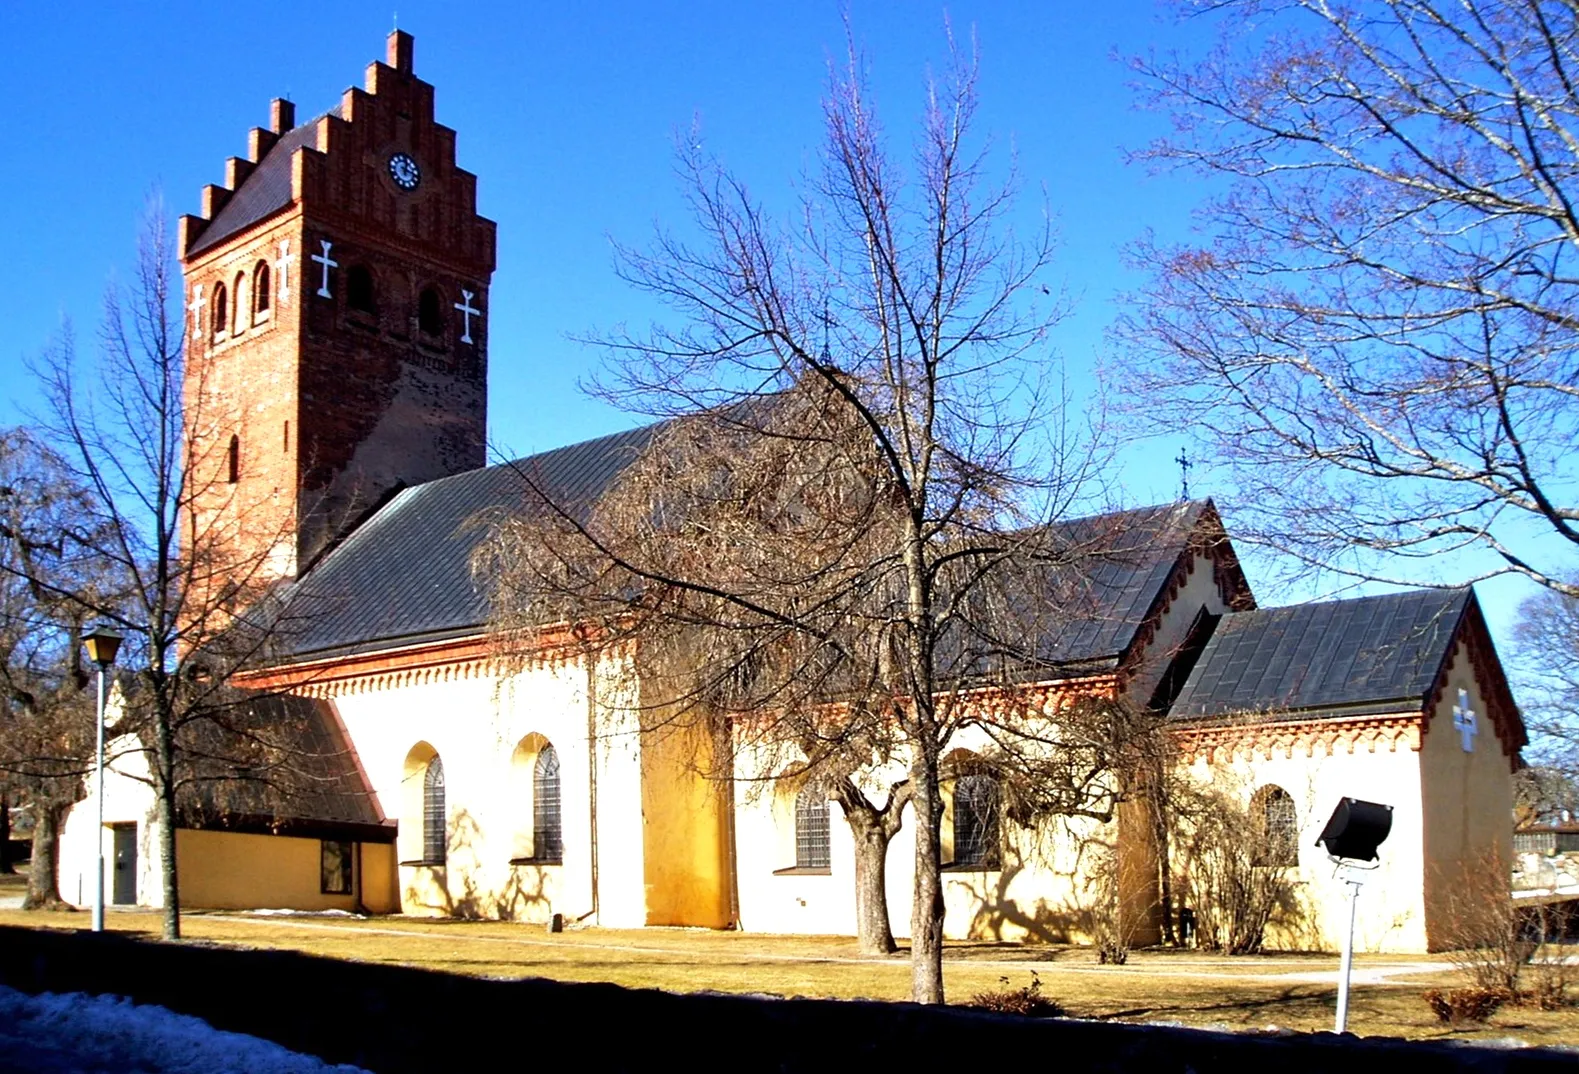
<box><xmin>423</xmin><ymin>756</ymin><xmax>447</xmax><ymax>864</ymax></box>
<box><xmin>794</xmin><ymin>785</ymin><xmax>830</xmax><ymax>870</ymax></box>
<box><xmin>1255</xmin><ymin>785</ymin><xmax>1298</xmax><ymax>867</ymax></box>
<box><xmin>953</xmin><ymin>772</ymin><xmax>1001</xmax><ymax>869</ymax></box>
<box><xmin>533</xmin><ymin>745</ymin><xmax>563</xmax><ymax>863</ymax></box>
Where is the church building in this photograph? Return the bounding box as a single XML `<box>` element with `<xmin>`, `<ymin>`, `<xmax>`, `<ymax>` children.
<box><xmin>58</xmin><ymin>33</ymin><xmax>1524</xmax><ymax>954</ymax></box>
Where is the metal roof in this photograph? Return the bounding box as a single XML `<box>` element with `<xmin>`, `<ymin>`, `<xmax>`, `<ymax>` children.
<box><xmin>275</xmin><ymin>424</ymin><xmax>1228</xmax><ymax>684</ymax></box>
<box><xmin>949</xmin><ymin>500</ymin><xmax>1233</xmax><ymax>677</ymax></box>
<box><xmin>177</xmin><ymin>690</ymin><xmax>393</xmax><ymax>842</ymax></box>
<box><xmin>187</xmin><ymin>112</ymin><xmax>337</xmax><ymax>258</ymax></box>
<box><xmin>1168</xmin><ymin>587</ymin><xmax>1472</xmax><ymax>722</ymax></box>
<box><xmin>275</xmin><ymin>423</ymin><xmax>660</xmax><ymax>660</ymax></box>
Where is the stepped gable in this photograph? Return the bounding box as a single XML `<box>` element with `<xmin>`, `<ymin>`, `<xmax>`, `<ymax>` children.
<box><xmin>277</xmin><ymin>424</ymin><xmax>662</xmax><ymax>660</ymax></box>
<box><xmin>1168</xmin><ymin>586</ymin><xmax>1474</xmax><ymax>722</ymax></box>
<box><xmin>184</xmin><ymin>110</ymin><xmax>338</xmax><ymax>258</ymax></box>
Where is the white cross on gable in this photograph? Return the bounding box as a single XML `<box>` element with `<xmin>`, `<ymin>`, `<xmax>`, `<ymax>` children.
<box><xmin>454</xmin><ymin>289</ymin><xmax>480</xmax><ymax>345</ymax></box>
<box><xmin>312</xmin><ymin>240</ymin><xmax>338</xmax><ymax>299</ymax></box>
<box><xmin>275</xmin><ymin>240</ymin><xmax>293</xmax><ymax>306</ymax></box>
<box><xmin>1453</xmin><ymin>688</ymin><xmax>1478</xmax><ymax>753</ymax></box>
<box><xmin>187</xmin><ymin>285</ymin><xmax>207</xmax><ymax>341</ymax></box>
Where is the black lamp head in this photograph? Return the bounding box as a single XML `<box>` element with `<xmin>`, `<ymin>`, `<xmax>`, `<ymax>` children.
<box><xmin>1317</xmin><ymin>797</ymin><xmax>1393</xmax><ymax>862</ymax></box>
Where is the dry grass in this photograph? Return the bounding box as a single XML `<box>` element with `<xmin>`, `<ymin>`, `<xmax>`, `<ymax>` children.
<box><xmin>1</xmin><ymin>908</ymin><xmax>1576</xmax><ymax>1047</ymax></box>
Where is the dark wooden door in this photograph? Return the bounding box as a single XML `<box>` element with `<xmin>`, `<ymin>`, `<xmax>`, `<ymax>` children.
<box><xmin>111</xmin><ymin>825</ymin><xmax>137</xmax><ymax>905</ymax></box>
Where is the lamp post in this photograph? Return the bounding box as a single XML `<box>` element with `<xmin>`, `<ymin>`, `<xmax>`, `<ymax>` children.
<box><xmin>82</xmin><ymin>625</ymin><xmax>122</xmax><ymax>933</ymax></box>
<box><xmin>1316</xmin><ymin>797</ymin><xmax>1394</xmax><ymax>1034</ymax></box>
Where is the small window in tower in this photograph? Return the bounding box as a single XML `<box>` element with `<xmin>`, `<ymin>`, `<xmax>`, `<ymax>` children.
<box><xmin>254</xmin><ymin>261</ymin><xmax>271</xmax><ymax>321</ymax></box>
<box><xmin>212</xmin><ymin>284</ymin><xmax>229</xmax><ymax>339</ymax></box>
<box><xmin>418</xmin><ymin>287</ymin><xmax>443</xmax><ymax>336</ymax></box>
<box><xmin>282</xmin><ymin>420</ymin><xmax>289</xmax><ymax>453</ymax></box>
<box><xmin>226</xmin><ymin>435</ymin><xmax>240</xmax><ymax>484</ymax></box>
<box><xmin>347</xmin><ymin>265</ymin><xmax>377</xmax><ymax>316</ymax></box>
<box><xmin>232</xmin><ymin>272</ymin><xmax>246</xmax><ymax>335</ymax></box>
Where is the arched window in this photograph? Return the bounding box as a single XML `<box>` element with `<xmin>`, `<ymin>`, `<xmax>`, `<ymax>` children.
<box><xmin>533</xmin><ymin>745</ymin><xmax>563</xmax><ymax>863</ymax></box>
<box><xmin>253</xmin><ymin>261</ymin><xmax>271</xmax><ymax>319</ymax></box>
<box><xmin>232</xmin><ymin>271</ymin><xmax>246</xmax><ymax>334</ymax></box>
<box><xmin>794</xmin><ymin>785</ymin><xmax>830</xmax><ymax>870</ymax></box>
<box><xmin>953</xmin><ymin>772</ymin><xmax>1001</xmax><ymax>869</ymax></box>
<box><xmin>226</xmin><ymin>435</ymin><xmax>239</xmax><ymax>484</ymax></box>
<box><xmin>348</xmin><ymin>265</ymin><xmax>377</xmax><ymax>315</ymax></box>
<box><xmin>417</xmin><ymin>287</ymin><xmax>443</xmax><ymax>336</ymax></box>
<box><xmin>1255</xmin><ymin>785</ymin><xmax>1298</xmax><ymax>867</ymax></box>
<box><xmin>423</xmin><ymin>756</ymin><xmax>446</xmax><ymax>864</ymax></box>
<box><xmin>211</xmin><ymin>283</ymin><xmax>228</xmax><ymax>338</ymax></box>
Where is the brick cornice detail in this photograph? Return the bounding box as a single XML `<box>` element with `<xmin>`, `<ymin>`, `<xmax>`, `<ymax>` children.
<box><xmin>234</xmin><ymin>626</ymin><xmax>583</xmax><ymax>697</ymax></box>
<box><xmin>1172</xmin><ymin>712</ymin><xmax>1425</xmax><ymax>764</ymax></box>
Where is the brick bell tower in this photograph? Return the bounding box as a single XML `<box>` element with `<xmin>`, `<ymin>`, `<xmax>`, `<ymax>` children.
<box><xmin>180</xmin><ymin>31</ymin><xmax>495</xmax><ymax>583</ymax></box>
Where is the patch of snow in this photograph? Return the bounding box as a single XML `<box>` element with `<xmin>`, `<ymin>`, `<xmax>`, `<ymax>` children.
<box><xmin>0</xmin><ymin>985</ymin><xmax>370</xmax><ymax>1073</ymax></box>
<box><xmin>244</xmin><ymin>908</ymin><xmax>366</xmax><ymax>919</ymax></box>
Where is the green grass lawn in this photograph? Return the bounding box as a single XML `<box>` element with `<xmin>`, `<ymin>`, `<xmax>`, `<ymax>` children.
<box><xmin>2</xmin><ymin>907</ymin><xmax>1576</xmax><ymax>1047</ymax></box>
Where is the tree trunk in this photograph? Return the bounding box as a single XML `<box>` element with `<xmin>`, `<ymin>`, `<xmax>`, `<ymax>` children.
<box><xmin>0</xmin><ymin>788</ymin><xmax>11</xmax><ymax>874</ymax></box>
<box><xmin>852</xmin><ymin>825</ymin><xmax>896</xmax><ymax>954</ymax></box>
<box><xmin>22</xmin><ymin>800</ymin><xmax>70</xmax><ymax>911</ymax></box>
<box><xmin>831</xmin><ymin>778</ymin><xmax>910</xmax><ymax>956</ymax></box>
<box><xmin>908</xmin><ymin>748</ymin><xmax>945</xmax><ymax>1004</ymax></box>
<box><xmin>154</xmin><ymin>703</ymin><xmax>181</xmax><ymax>940</ymax></box>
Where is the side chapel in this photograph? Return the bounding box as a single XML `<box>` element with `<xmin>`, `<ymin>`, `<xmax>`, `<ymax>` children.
<box><xmin>59</xmin><ymin>33</ymin><xmax>1524</xmax><ymax>953</ymax></box>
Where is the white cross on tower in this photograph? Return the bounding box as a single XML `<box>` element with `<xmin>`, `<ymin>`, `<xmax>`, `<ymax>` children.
<box><xmin>275</xmin><ymin>240</ymin><xmax>293</xmax><ymax>306</ymax></box>
<box><xmin>187</xmin><ymin>284</ymin><xmax>207</xmax><ymax>343</ymax></box>
<box><xmin>454</xmin><ymin>289</ymin><xmax>479</xmax><ymax>344</ymax></box>
<box><xmin>312</xmin><ymin>239</ymin><xmax>337</xmax><ymax>298</ymax></box>
<box><xmin>1453</xmin><ymin>688</ymin><xmax>1478</xmax><ymax>753</ymax></box>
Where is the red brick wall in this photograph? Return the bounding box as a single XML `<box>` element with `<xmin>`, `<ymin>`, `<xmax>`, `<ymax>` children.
<box><xmin>182</xmin><ymin>31</ymin><xmax>496</xmax><ymax>581</ymax></box>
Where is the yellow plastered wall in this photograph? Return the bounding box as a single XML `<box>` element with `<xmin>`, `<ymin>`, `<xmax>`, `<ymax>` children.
<box><xmin>639</xmin><ymin>716</ymin><xmax>732</xmax><ymax>927</ymax></box>
<box><xmin>175</xmin><ymin>829</ymin><xmax>395</xmax><ymax>912</ymax></box>
<box><xmin>1419</xmin><ymin>636</ymin><xmax>1515</xmax><ymax>951</ymax></box>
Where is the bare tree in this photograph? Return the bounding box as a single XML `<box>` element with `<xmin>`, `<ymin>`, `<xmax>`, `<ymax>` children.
<box><xmin>477</xmin><ymin>31</ymin><xmax>1117</xmax><ymax>1002</ymax></box>
<box><xmin>0</xmin><ymin>428</ymin><xmax>105</xmax><ymax>908</ymax></box>
<box><xmin>1117</xmin><ymin>0</ymin><xmax>1579</xmax><ymax>598</ymax></box>
<box><xmin>22</xmin><ymin>205</ymin><xmax>316</xmax><ymax>939</ymax></box>
<box><xmin>1514</xmin><ymin>585</ymin><xmax>1579</xmax><ymax>777</ymax></box>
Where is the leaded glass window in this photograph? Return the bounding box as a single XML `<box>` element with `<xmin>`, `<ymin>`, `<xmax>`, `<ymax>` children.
<box><xmin>533</xmin><ymin>746</ymin><xmax>563</xmax><ymax>863</ymax></box>
<box><xmin>795</xmin><ymin>786</ymin><xmax>830</xmax><ymax>870</ymax></box>
<box><xmin>1257</xmin><ymin>786</ymin><xmax>1298</xmax><ymax>867</ymax></box>
<box><xmin>953</xmin><ymin>773</ymin><xmax>1000</xmax><ymax>868</ymax></box>
<box><xmin>422</xmin><ymin>756</ymin><xmax>446</xmax><ymax>864</ymax></box>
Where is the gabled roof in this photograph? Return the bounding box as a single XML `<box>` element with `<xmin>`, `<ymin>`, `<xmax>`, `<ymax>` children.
<box><xmin>961</xmin><ymin>499</ymin><xmax>1245</xmax><ymax>677</ymax></box>
<box><xmin>275</xmin><ymin>423</ymin><xmax>661</xmax><ymax>660</ymax></box>
<box><xmin>1168</xmin><ymin>587</ymin><xmax>1473</xmax><ymax>722</ymax></box>
<box><xmin>187</xmin><ymin>112</ymin><xmax>337</xmax><ymax>258</ymax></box>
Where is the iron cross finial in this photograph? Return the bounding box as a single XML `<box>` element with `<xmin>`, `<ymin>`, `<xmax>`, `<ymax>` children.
<box><xmin>1175</xmin><ymin>448</ymin><xmax>1193</xmax><ymax>502</ymax></box>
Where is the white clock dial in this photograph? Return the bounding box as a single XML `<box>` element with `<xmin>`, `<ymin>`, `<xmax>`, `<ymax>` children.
<box><xmin>389</xmin><ymin>153</ymin><xmax>421</xmax><ymax>191</ymax></box>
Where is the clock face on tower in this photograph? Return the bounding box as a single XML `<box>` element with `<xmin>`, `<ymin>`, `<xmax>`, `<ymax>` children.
<box><xmin>388</xmin><ymin>152</ymin><xmax>421</xmax><ymax>191</ymax></box>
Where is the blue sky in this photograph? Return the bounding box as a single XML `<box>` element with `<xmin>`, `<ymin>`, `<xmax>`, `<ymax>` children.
<box><xmin>0</xmin><ymin>1</ymin><xmax>1548</xmax><ymax>646</ymax></box>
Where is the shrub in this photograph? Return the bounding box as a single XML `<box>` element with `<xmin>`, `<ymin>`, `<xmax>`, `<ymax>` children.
<box><xmin>967</xmin><ymin>972</ymin><xmax>1063</xmax><ymax>1018</ymax></box>
<box><xmin>1422</xmin><ymin>987</ymin><xmax>1510</xmax><ymax>1025</ymax></box>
